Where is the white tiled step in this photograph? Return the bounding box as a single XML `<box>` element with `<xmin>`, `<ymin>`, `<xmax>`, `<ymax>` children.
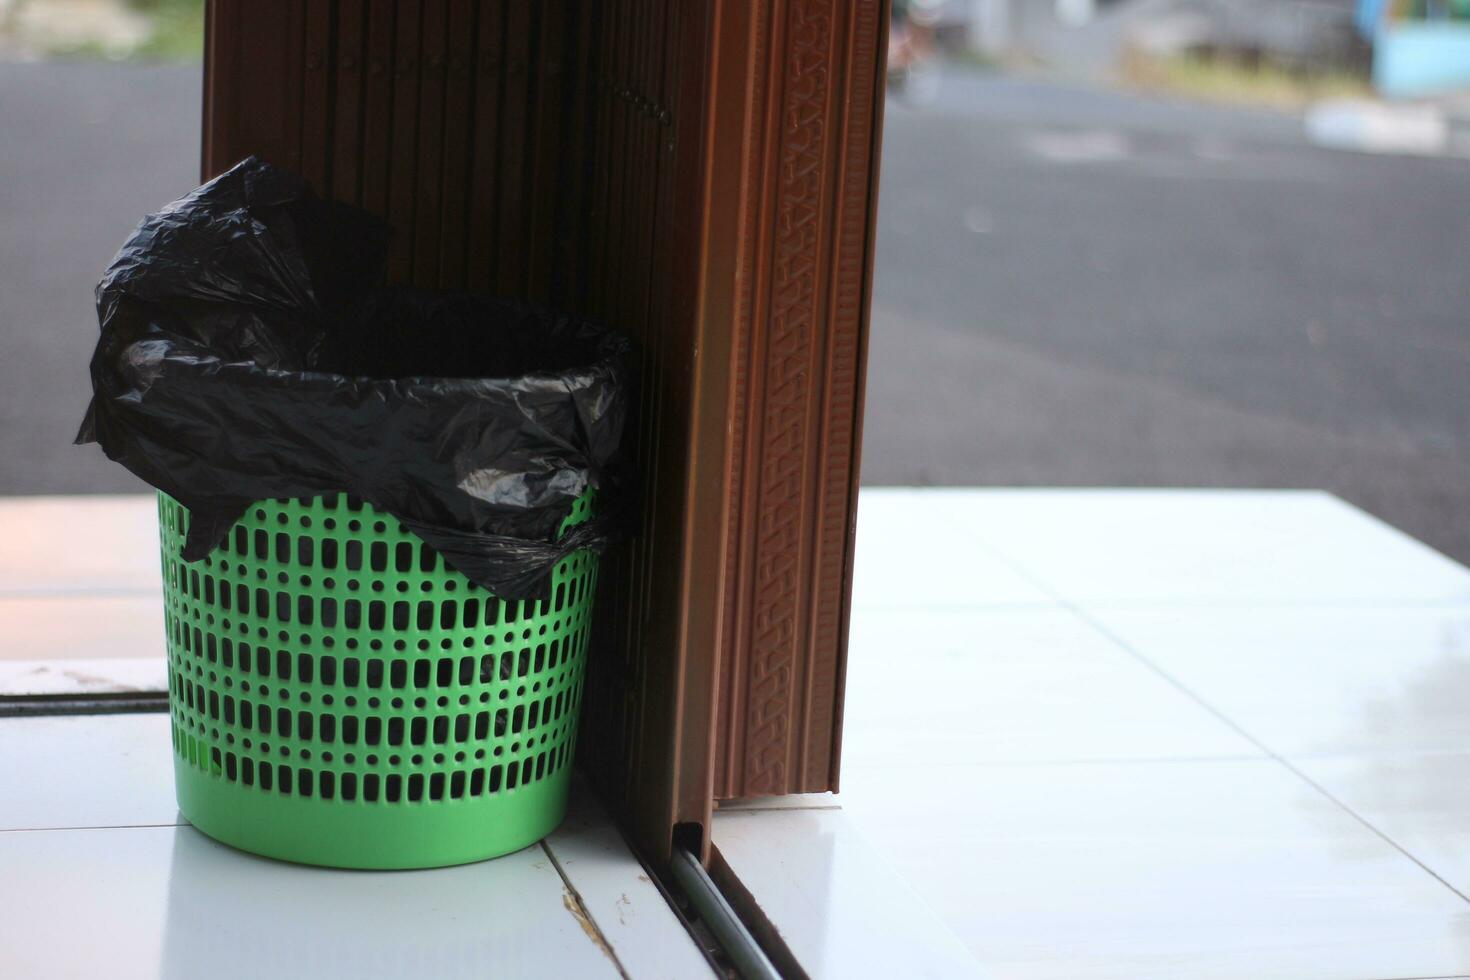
<box><xmin>0</xmin><ymin>656</ymin><xmax>166</xmax><ymax>696</ymax></box>
<box><xmin>837</xmin><ymin>759</ymin><xmax>1470</xmax><ymax>980</ymax></box>
<box><xmin>0</xmin><ymin>595</ymin><xmax>164</xmax><ymax>661</ymax></box>
<box><xmin>0</xmin><ymin>494</ymin><xmax>160</xmax><ymax>595</ymax></box>
<box><xmin>861</xmin><ymin>488</ymin><xmax>1470</xmax><ymax>606</ymax></box>
<box><xmin>0</xmin><ymin>713</ymin><xmax>710</xmax><ymax>979</ymax></box>
<box><xmin>842</xmin><ymin>606</ymin><xmax>1258</xmax><ymax>766</ymax></box>
<box><xmin>0</xmin><ymin>714</ymin><xmax>179</xmax><ymax>831</ymax></box>
<box><xmin>713</xmin><ymin>806</ymin><xmax>991</xmax><ymax>980</ymax></box>
<box><xmin>1091</xmin><ymin>604</ymin><xmax>1470</xmax><ymax>756</ymax></box>
<box><xmin>0</xmin><ymin>825</ymin><xmax>624</xmax><ymax>980</ymax></box>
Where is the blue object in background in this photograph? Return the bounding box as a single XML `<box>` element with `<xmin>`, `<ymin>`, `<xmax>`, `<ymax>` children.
<box><xmin>1374</xmin><ymin>21</ymin><xmax>1470</xmax><ymax>97</ymax></box>
<box><xmin>1357</xmin><ymin>0</ymin><xmax>1390</xmax><ymax>38</ymax></box>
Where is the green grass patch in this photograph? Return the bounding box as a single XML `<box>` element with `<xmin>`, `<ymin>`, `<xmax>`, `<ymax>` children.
<box><xmin>1122</xmin><ymin>50</ymin><xmax>1371</xmax><ymax>109</ymax></box>
<box><xmin>125</xmin><ymin>0</ymin><xmax>203</xmax><ymax>60</ymax></box>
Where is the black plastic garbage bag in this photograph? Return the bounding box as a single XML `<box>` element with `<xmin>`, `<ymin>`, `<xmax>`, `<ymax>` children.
<box><xmin>77</xmin><ymin>157</ymin><xmax>634</xmax><ymax>598</ymax></box>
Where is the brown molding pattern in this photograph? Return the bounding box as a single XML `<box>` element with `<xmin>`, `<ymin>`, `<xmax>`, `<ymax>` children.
<box><xmin>198</xmin><ymin>0</ymin><xmax>885</xmax><ymax>857</ymax></box>
<box><xmin>711</xmin><ymin>0</ymin><xmax>888</xmax><ymax>800</ymax></box>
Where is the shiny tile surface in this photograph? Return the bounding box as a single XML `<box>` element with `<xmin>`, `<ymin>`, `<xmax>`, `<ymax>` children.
<box><xmin>1296</xmin><ymin>751</ymin><xmax>1470</xmax><ymax>900</ymax></box>
<box><xmin>838</xmin><ymin>760</ymin><xmax>1470</xmax><ymax>980</ymax></box>
<box><xmin>714</xmin><ymin>807</ymin><xmax>990</xmax><ymax>980</ymax></box>
<box><xmin>0</xmin><ymin>714</ymin><xmax>180</xmax><ymax>830</ymax></box>
<box><xmin>884</xmin><ymin>488</ymin><xmax>1470</xmax><ymax>605</ymax></box>
<box><xmin>1092</xmin><ymin>605</ymin><xmax>1470</xmax><ymax>755</ymax></box>
<box><xmin>0</xmin><ymin>594</ymin><xmax>164</xmax><ymax>661</ymax></box>
<box><xmin>843</xmin><ymin>606</ymin><xmax>1258</xmax><ymax>766</ymax></box>
<box><xmin>0</xmin><ymin>655</ymin><xmax>165</xmax><ymax>695</ymax></box>
<box><xmin>548</xmin><ymin>786</ymin><xmax>714</xmax><ymax>979</ymax></box>
<box><xmin>0</xmin><ymin>714</ymin><xmax>704</xmax><ymax>979</ymax></box>
<box><xmin>768</xmin><ymin>488</ymin><xmax>1470</xmax><ymax>980</ymax></box>
<box><xmin>852</xmin><ymin>489</ymin><xmax>1054</xmax><ymax>609</ymax></box>
<box><xmin>0</xmin><ymin>494</ymin><xmax>160</xmax><ymax>595</ymax></box>
<box><xmin>0</xmin><ymin>826</ymin><xmax>623</xmax><ymax>980</ymax></box>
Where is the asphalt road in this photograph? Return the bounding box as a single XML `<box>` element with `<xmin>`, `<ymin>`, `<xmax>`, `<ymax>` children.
<box><xmin>3</xmin><ymin>62</ymin><xmax>1468</xmax><ymax>563</ymax></box>
<box><xmin>865</xmin><ymin>71</ymin><xmax>1470</xmax><ymax>563</ymax></box>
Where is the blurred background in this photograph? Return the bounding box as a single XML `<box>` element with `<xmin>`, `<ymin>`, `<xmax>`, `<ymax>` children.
<box><xmin>2</xmin><ymin>0</ymin><xmax>1468</xmax><ymax>560</ymax></box>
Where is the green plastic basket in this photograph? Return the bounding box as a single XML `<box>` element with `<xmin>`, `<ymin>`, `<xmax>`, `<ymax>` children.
<box><xmin>158</xmin><ymin>491</ymin><xmax>598</xmax><ymax>869</ymax></box>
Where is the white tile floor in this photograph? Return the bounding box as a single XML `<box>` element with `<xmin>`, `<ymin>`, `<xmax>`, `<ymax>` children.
<box><xmin>716</xmin><ymin>488</ymin><xmax>1470</xmax><ymax>980</ymax></box>
<box><xmin>0</xmin><ymin>495</ymin><xmax>167</xmax><ymax>694</ymax></box>
<box><xmin>0</xmin><ymin>712</ymin><xmax>712</xmax><ymax>979</ymax></box>
<box><xmin>0</xmin><ymin>495</ymin><xmax>712</xmax><ymax>979</ymax></box>
<box><xmin>12</xmin><ymin>489</ymin><xmax>1470</xmax><ymax>979</ymax></box>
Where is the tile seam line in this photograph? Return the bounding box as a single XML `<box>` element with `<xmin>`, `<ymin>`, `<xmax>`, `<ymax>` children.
<box><xmin>1075</xmin><ymin>599</ymin><xmax>1470</xmax><ymax>907</ymax></box>
<box><xmin>539</xmin><ymin>839</ymin><xmax>633</xmax><ymax>980</ymax></box>
<box><xmin>965</xmin><ymin>531</ymin><xmax>1470</xmax><ymax>908</ymax></box>
<box><xmin>879</xmin><ymin>506</ymin><xmax>1470</xmax><ymax>611</ymax></box>
<box><xmin>855</xmin><ymin>599</ymin><xmax>1470</xmax><ymax>613</ymax></box>
<box><xmin>0</xmin><ymin>589</ymin><xmax>161</xmax><ymax>598</ymax></box>
<box><xmin>0</xmin><ymin>821</ymin><xmax>187</xmax><ymax>834</ymax></box>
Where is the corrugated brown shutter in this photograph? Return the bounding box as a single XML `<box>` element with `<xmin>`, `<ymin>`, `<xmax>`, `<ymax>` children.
<box><xmin>200</xmin><ymin>0</ymin><xmax>886</xmax><ymax>861</ymax></box>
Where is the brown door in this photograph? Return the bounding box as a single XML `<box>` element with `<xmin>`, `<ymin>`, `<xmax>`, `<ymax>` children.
<box><xmin>201</xmin><ymin>0</ymin><xmax>887</xmax><ymax>861</ymax></box>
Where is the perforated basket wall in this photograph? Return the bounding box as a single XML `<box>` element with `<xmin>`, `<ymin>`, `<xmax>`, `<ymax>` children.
<box><xmin>158</xmin><ymin>491</ymin><xmax>598</xmax><ymax>869</ymax></box>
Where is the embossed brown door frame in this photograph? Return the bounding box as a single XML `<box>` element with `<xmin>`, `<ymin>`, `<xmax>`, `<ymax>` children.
<box><xmin>199</xmin><ymin>0</ymin><xmax>887</xmax><ymax>863</ymax></box>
